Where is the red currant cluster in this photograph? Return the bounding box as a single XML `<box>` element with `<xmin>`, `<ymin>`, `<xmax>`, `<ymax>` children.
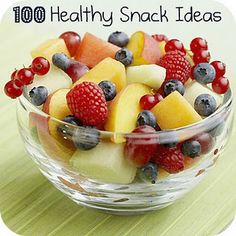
<box><xmin>190</xmin><ymin>37</ymin><xmax>228</xmax><ymax>94</ymax></box>
<box><xmin>4</xmin><ymin>57</ymin><xmax>50</xmax><ymax>99</ymax></box>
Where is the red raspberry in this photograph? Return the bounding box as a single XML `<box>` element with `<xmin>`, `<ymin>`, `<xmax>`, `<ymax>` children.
<box><xmin>66</xmin><ymin>82</ymin><xmax>108</xmax><ymax>126</ymax></box>
<box><xmin>154</xmin><ymin>145</ymin><xmax>184</xmax><ymax>173</ymax></box>
<box><xmin>159</xmin><ymin>51</ymin><xmax>191</xmax><ymax>84</ymax></box>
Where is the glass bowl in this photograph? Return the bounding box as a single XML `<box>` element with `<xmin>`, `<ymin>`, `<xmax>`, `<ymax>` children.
<box><xmin>16</xmin><ymin>89</ymin><xmax>233</xmax><ymax>215</ymax></box>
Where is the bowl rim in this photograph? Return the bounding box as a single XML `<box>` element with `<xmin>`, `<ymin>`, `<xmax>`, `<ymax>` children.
<box><xmin>18</xmin><ymin>87</ymin><xmax>233</xmax><ymax>138</ymax></box>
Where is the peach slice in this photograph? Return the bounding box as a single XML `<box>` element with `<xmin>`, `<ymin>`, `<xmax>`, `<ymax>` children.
<box><xmin>31</xmin><ymin>88</ymin><xmax>76</xmax><ymax>161</ymax></box>
<box><xmin>104</xmin><ymin>83</ymin><xmax>152</xmax><ymax>142</ymax></box>
<box><xmin>126</xmin><ymin>31</ymin><xmax>161</xmax><ymax>66</ymax></box>
<box><xmin>72</xmin><ymin>57</ymin><xmax>126</xmax><ymax>92</ymax></box>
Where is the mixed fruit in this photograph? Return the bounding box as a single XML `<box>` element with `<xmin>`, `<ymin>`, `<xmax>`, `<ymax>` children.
<box><xmin>4</xmin><ymin>30</ymin><xmax>230</xmax><ymax>184</ymax></box>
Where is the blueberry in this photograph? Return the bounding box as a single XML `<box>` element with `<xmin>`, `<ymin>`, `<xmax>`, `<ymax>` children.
<box><xmin>138</xmin><ymin>163</ymin><xmax>158</xmax><ymax>184</ymax></box>
<box><xmin>163</xmin><ymin>79</ymin><xmax>185</xmax><ymax>96</ymax></box>
<box><xmin>193</xmin><ymin>63</ymin><xmax>216</xmax><ymax>84</ymax></box>
<box><xmin>57</xmin><ymin>115</ymin><xmax>82</xmax><ymax>139</ymax></box>
<box><xmin>29</xmin><ymin>86</ymin><xmax>48</xmax><ymax>106</ymax></box>
<box><xmin>72</xmin><ymin>126</ymin><xmax>100</xmax><ymax>150</ymax></box>
<box><xmin>108</xmin><ymin>31</ymin><xmax>129</xmax><ymax>47</ymax></box>
<box><xmin>63</xmin><ymin>115</ymin><xmax>82</xmax><ymax>126</ymax></box>
<box><xmin>115</xmin><ymin>48</ymin><xmax>133</xmax><ymax>66</ymax></box>
<box><xmin>98</xmin><ymin>80</ymin><xmax>117</xmax><ymax>101</ymax></box>
<box><xmin>137</xmin><ymin>110</ymin><xmax>157</xmax><ymax>129</ymax></box>
<box><xmin>181</xmin><ymin>140</ymin><xmax>201</xmax><ymax>158</ymax></box>
<box><xmin>194</xmin><ymin>94</ymin><xmax>217</xmax><ymax>117</ymax></box>
<box><xmin>52</xmin><ymin>53</ymin><xmax>71</xmax><ymax>71</ymax></box>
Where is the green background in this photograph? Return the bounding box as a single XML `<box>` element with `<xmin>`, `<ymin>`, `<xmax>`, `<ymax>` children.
<box><xmin>0</xmin><ymin>0</ymin><xmax>236</xmax><ymax>235</ymax></box>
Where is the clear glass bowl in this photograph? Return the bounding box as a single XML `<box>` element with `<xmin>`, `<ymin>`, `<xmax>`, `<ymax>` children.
<box><xmin>16</xmin><ymin>89</ymin><xmax>233</xmax><ymax>214</ymax></box>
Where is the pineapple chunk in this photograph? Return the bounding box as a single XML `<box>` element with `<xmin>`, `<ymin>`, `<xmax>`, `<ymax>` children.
<box><xmin>70</xmin><ymin>142</ymin><xmax>137</xmax><ymax>184</ymax></box>
<box><xmin>72</xmin><ymin>57</ymin><xmax>126</xmax><ymax>92</ymax></box>
<box><xmin>151</xmin><ymin>91</ymin><xmax>202</xmax><ymax>129</ymax></box>
<box><xmin>31</xmin><ymin>38</ymin><xmax>70</xmax><ymax>62</ymax></box>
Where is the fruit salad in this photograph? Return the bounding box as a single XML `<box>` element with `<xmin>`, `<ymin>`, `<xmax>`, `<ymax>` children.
<box><xmin>4</xmin><ymin>30</ymin><xmax>230</xmax><ymax>185</ymax></box>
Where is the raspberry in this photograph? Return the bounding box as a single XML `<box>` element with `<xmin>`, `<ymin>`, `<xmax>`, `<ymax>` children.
<box><xmin>159</xmin><ymin>51</ymin><xmax>191</xmax><ymax>84</ymax></box>
<box><xmin>154</xmin><ymin>145</ymin><xmax>184</xmax><ymax>173</ymax></box>
<box><xmin>66</xmin><ymin>82</ymin><xmax>108</xmax><ymax>126</ymax></box>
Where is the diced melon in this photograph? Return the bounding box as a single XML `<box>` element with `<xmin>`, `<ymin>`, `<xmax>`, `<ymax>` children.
<box><xmin>184</xmin><ymin>81</ymin><xmax>223</xmax><ymax>108</ymax></box>
<box><xmin>126</xmin><ymin>64</ymin><xmax>165</xmax><ymax>89</ymax></box>
<box><xmin>70</xmin><ymin>142</ymin><xmax>137</xmax><ymax>184</ymax></box>
<box><xmin>27</xmin><ymin>65</ymin><xmax>72</xmax><ymax>94</ymax></box>
<box><xmin>72</xmin><ymin>58</ymin><xmax>126</xmax><ymax>92</ymax></box>
<box><xmin>151</xmin><ymin>91</ymin><xmax>202</xmax><ymax>129</ymax></box>
<box><xmin>31</xmin><ymin>38</ymin><xmax>70</xmax><ymax>63</ymax></box>
<box><xmin>75</xmin><ymin>32</ymin><xmax>120</xmax><ymax>68</ymax></box>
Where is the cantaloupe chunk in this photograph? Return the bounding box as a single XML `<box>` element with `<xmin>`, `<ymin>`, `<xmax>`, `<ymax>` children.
<box><xmin>75</xmin><ymin>32</ymin><xmax>120</xmax><ymax>68</ymax></box>
<box><xmin>151</xmin><ymin>91</ymin><xmax>202</xmax><ymax>129</ymax></box>
<box><xmin>72</xmin><ymin>58</ymin><xmax>126</xmax><ymax>92</ymax></box>
<box><xmin>70</xmin><ymin>142</ymin><xmax>136</xmax><ymax>184</ymax></box>
<box><xmin>31</xmin><ymin>38</ymin><xmax>70</xmax><ymax>63</ymax></box>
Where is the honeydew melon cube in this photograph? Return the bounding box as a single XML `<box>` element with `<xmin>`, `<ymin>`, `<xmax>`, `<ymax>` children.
<box><xmin>31</xmin><ymin>38</ymin><xmax>70</xmax><ymax>63</ymax></box>
<box><xmin>184</xmin><ymin>81</ymin><xmax>223</xmax><ymax>108</ymax></box>
<box><xmin>27</xmin><ymin>65</ymin><xmax>72</xmax><ymax>94</ymax></box>
<box><xmin>70</xmin><ymin>142</ymin><xmax>137</xmax><ymax>184</ymax></box>
<box><xmin>126</xmin><ymin>64</ymin><xmax>166</xmax><ymax>90</ymax></box>
<box><xmin>151</xmin><ymin>91</ymin><xmax>202</xmax><ymax>129</ymax></box>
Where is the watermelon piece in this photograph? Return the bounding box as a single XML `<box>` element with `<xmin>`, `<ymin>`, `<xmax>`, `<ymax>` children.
<box><xmin>75</xmin><ymin>32</ymin><xmax>120</xmax><ymax>68</ymax></box>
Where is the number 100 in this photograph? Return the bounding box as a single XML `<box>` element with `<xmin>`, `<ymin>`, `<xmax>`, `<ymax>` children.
<box><xmin>13</xmin><ymin>6</ymin><xmax>46</xmax><ymax>23</ymax></box>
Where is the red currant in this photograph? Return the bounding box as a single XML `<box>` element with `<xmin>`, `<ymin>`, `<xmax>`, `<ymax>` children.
<box><xmin>211</xmin><ymin>61</ymin><xmax>226</xmax><ymax>77</ymax></box>
<box><xmin>59</xmin><ymin>31</ymin><xmax>81</xmax><ymax>57</ymax></box>
<box><xmin>124</xmin><ymin>126</ymin><xmax>157</xmax><ymax>167</ymax></box>
<box><xmin>193</xmin><ymin>50</ymin><xmax>211</xmax><ymax>64</ymax></box>
<box><xmin>10</xmin><ymin>70</ymin><xmax>23</xmax><ymax>87</ymax></box>
<box><xmin>11</xmin><ymin>70</ymin><xmax>18</xmax><ymax>80</ymax></box>
<box><xmin>152</xmin><ymin>34</ymin><xmax>168</xmax><ymax>42</ymax></box>
<box><xmin>31</xmin><ymin>57</ymin><xmax>50</xmax><ymax>76</ymax></box>
<box><xmin>212</xmin><ymin>76</ymin><xmax>229</xmax><ymax>94</ymax></box>
<box><xmin>140</xmin><ymin>94</ymin><xmax>163</xmax><ymax>110</ymax></box>
<box><xmin>4</xmin><ymin>80</ymin><xmax>23</xmax><ymax>99</ymax></box>
<box><xmin>190</xmin><ymin>37</ymin><xmax>208</xmax><ymax>53</ymax></box>
<box><xmin>140</xmin><ymin>95</ymin><xmax>157</xmax><ymax>110</ymax></box>
<box><xmin>165</xmin><ymin>39</ymin><xmax>186</xmax><ymax>54</ymax></box>
<box><xmin>16</xmin><ymin>68</ymin><xmax>34</xmax><ymax>85</ymax></box>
